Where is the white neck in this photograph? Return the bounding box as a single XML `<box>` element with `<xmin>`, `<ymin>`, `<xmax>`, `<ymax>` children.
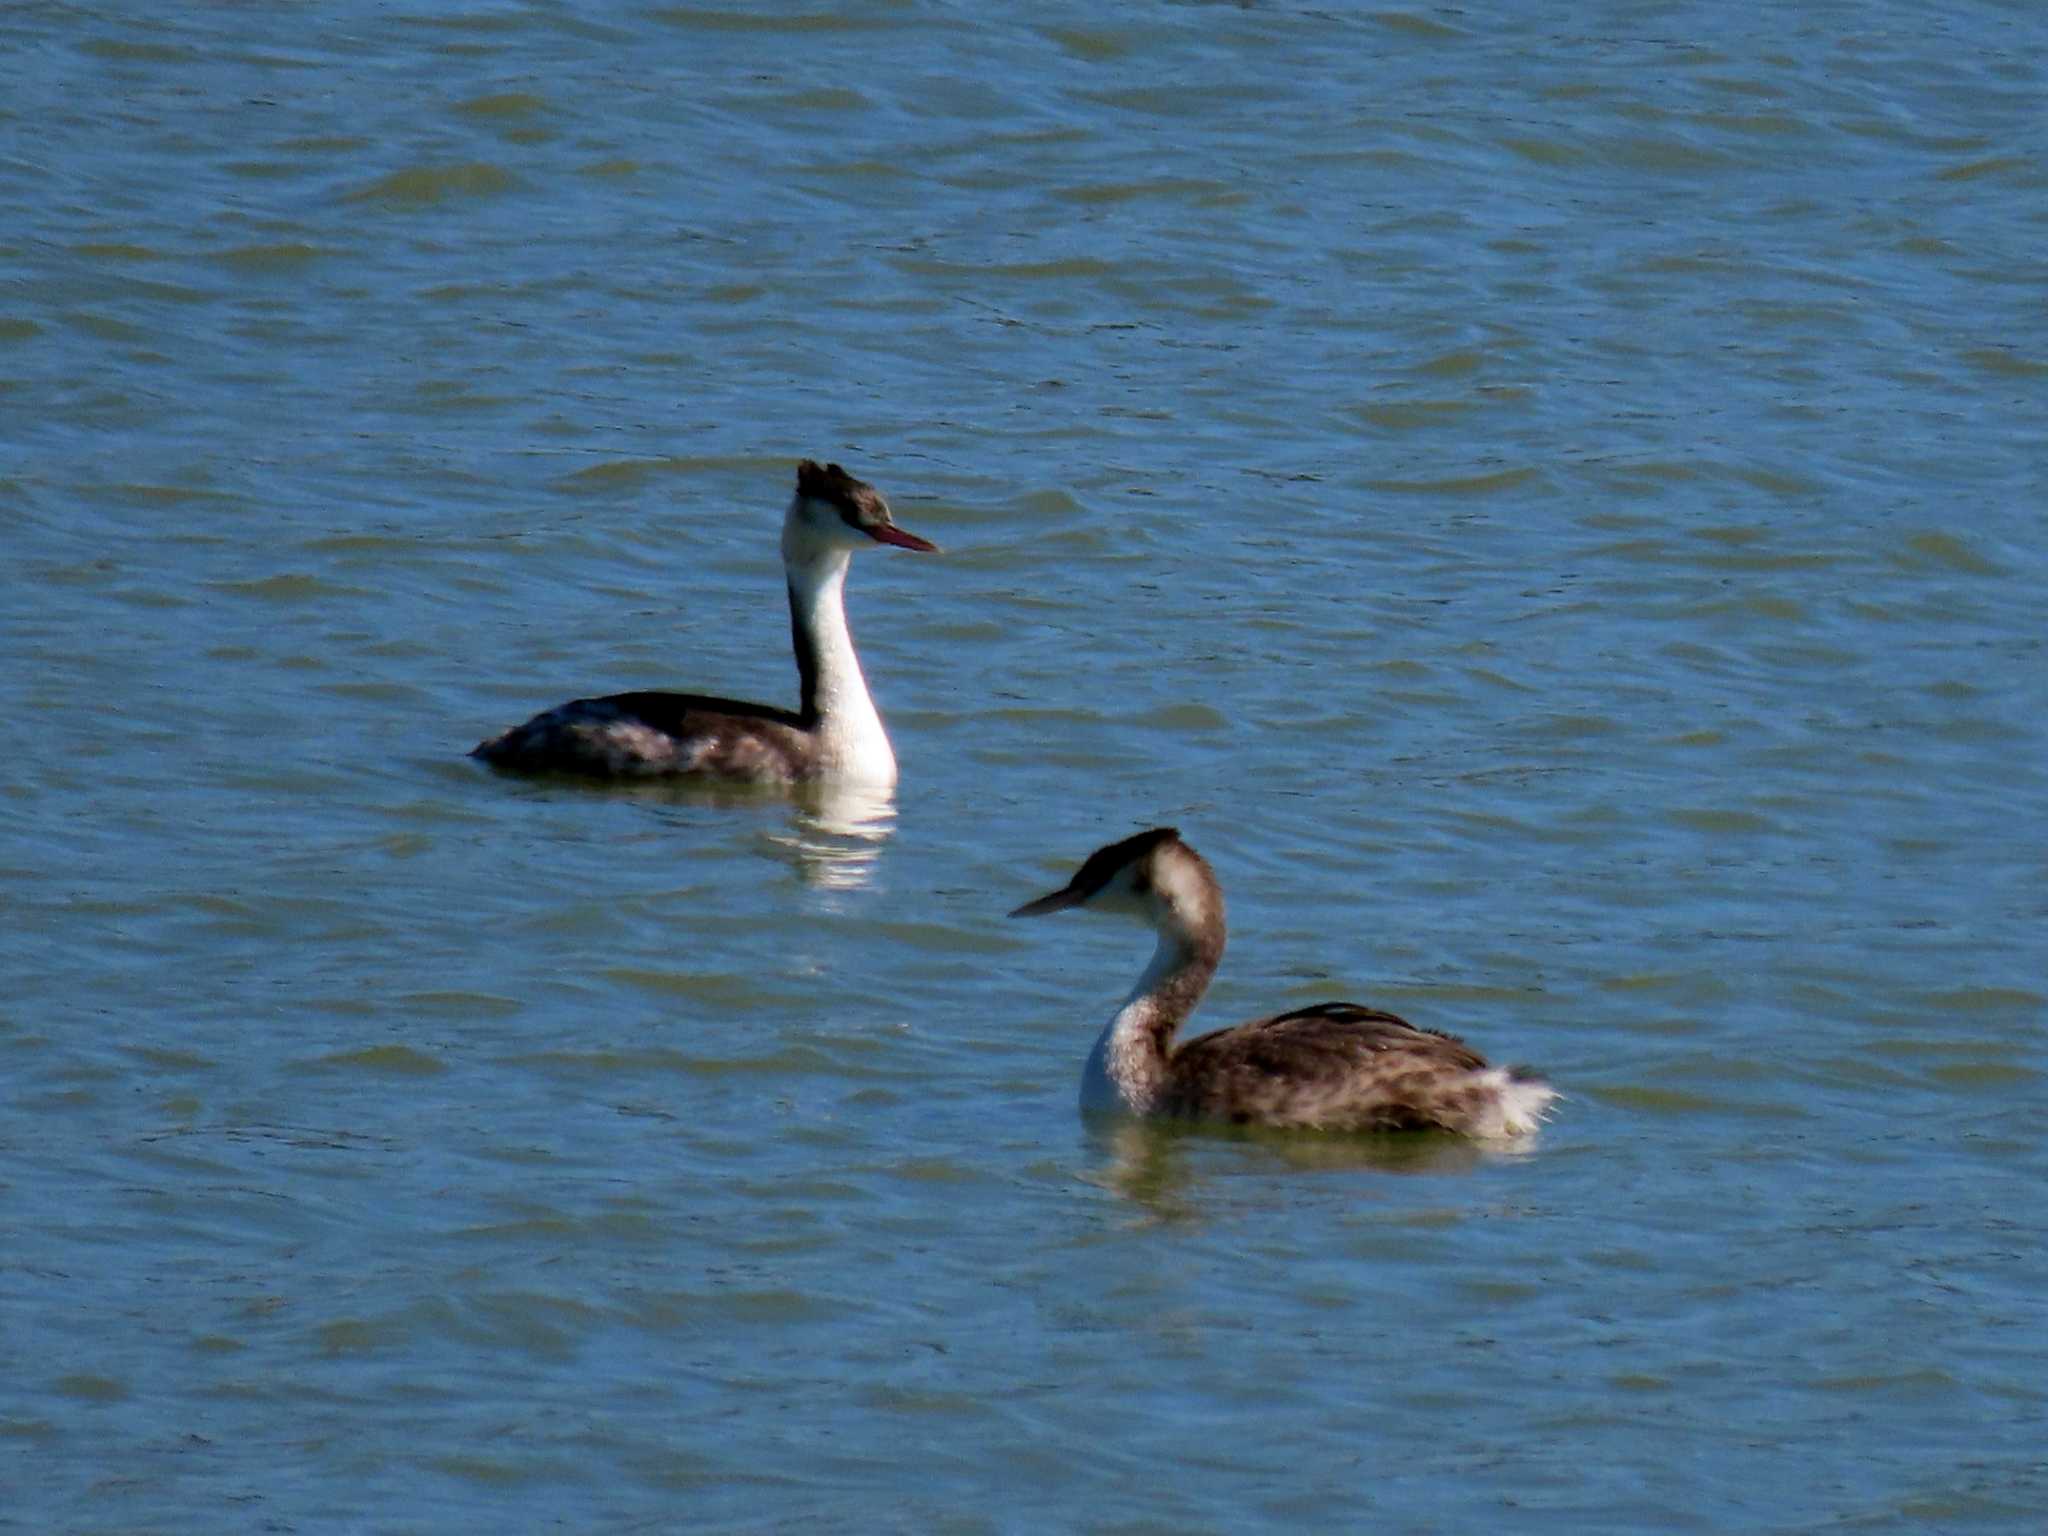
<box><xmin>1079</xmin><ymin>933</ymin><xmax>1214</xmax><ymax>1116</ymax></box>
<box><xmin>787</xmin><ymin>550</ymin><xmax>896</xmax><ymax>784</ymax></box>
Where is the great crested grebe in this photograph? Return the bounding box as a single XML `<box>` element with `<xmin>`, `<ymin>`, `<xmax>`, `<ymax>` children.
<box><xmin>1011</xmin><ymin>828</ymin><xmax>1558</xmax><ymax>1138</ymax></box>
<box><xmin>472</xmin><ymin>460</ymin><xmax>937</xmax><ymax>783</ymax></box>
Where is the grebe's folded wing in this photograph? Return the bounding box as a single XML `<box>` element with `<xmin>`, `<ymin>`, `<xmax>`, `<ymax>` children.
<box><xmin>1163</xmin><ymin>1003</ymin><xmax>1500</xmax><ymax>1128</ymax></box>
<box><xmin>472</xmin><ymin>690</ymin><xmax>812</xmax><ymax>777</ymax></box>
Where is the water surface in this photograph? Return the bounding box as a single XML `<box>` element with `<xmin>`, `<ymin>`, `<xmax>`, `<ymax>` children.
<box><xmin>4</xmin><ymin>2</ymin><xmax>2046</xmax><ymax>1530</ymax></box>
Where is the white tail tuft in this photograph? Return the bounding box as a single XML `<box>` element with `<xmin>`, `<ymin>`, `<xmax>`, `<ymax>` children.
<box><xmin>1474</xmin><ymin>1068</ymin><xmax>1559</xmax><ymax>1139</ymax></box>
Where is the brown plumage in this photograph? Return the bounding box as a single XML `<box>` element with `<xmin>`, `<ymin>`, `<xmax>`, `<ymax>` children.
<box><xmin>1011</xmin><ymin>828</ymin><xmax>1557</xmax><ymax>1138</ymax></box>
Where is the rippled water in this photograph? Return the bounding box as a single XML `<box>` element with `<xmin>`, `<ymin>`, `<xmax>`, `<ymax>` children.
<box><xmin>5</xmin><ymin>3</ymin><xmax>2046</xmax><ymax>1530</ymax></box>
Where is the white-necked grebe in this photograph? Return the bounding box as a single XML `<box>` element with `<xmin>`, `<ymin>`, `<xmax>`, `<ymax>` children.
<box><xmin>1012</xmin><ymin>828</ymin><xmax>1557</xmax><ymax>1137</ymax></box>
<box><xmin>473</xmin><ymin>460</ymin><xmax>937</xmax><ymax>783</ymax></box>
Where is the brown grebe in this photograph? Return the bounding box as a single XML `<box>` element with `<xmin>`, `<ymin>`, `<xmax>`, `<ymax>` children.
<box><xmin>1011</xmin><ymin>828</ymin><xmax>1558</xmax><ymax>1138</ymax></box>
<box><xmin>472</xmin><ymin>460</ymin><xmax>937</xmax><ymax>783</ymax></box>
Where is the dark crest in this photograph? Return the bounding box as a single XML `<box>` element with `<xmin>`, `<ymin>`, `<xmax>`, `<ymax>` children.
<box><xmin>796</xmin><ymin>459</ymin><xmax>888</xmax><ymax>528</ymax></box>
<box><xmin>1011</xmin><ymin>826</ymin><xmax>1183</xmax><ymax>918</ymax></box>
<box><xmin>1066</xmin><ymin>826</ymin><xmax>1182</xmax><ymax>901</ymax></box>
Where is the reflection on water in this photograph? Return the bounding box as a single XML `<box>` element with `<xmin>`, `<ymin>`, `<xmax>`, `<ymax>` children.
<box><xmin>480</xmin><ymin>769</ymin><xmax>897</xmax><ymax>889</ymax></box>
<box><xmin>1087</xmin><ymin>1115</ymin><xmax>1523</xmax><ymax>1220</ymax></box>
<box><xmin>764</xmin><ymin>779</ymin><xmax>897</xmax><ymax>891</ymax></box>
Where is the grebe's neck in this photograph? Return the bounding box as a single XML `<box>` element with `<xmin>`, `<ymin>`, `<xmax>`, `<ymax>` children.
<box><xmin>1080</xmin><ymin>926</ymin><xmax>1224</xmax><ymax>1116</ymax></box>
<box><xmin>786</xmin><ymin>550</ymin><xmax>895</xmax><ymax>784</ymax></box>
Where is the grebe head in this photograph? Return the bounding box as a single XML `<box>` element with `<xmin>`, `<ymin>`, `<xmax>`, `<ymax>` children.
<box><xmin>783</xmin><ymin>460</ymin><xmax>939</xmax><ymax>564</ymax></box>
<box><xmin>1009</xmin><ymin>827</ymin><xmax>1223</xmax><ymax>939</ymax></box>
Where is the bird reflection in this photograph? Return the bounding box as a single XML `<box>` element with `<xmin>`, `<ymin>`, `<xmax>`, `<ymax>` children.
<box><xmin>760</xmin><ymin>778</ymin><xmax>897</xmax><ymax>890</ymax></box>
<box><xmin>1088</xmin><ymin>1114</ymin><xmax>1524</xmax><ymax>1221</ymax></box>
<box><xmin>594</xmin><ymin>776</ymin><xmax>898</xmax><ymax>891</ymax></box>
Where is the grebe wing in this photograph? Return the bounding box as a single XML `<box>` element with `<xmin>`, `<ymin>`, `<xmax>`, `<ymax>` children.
<box><xmin>589</xmin><ymin>690</ymin><xmax>805</xmax><ymax>734</ymax></box>
<box><xmin>1164</xmin><ymin>1002</ymin><xmax>1496</xmax><ymax>1128</ymax></box>
<box><xmin>472</xmin><ymin>690</ymin><xmax>811</xmax><ymax>778</ymax></box>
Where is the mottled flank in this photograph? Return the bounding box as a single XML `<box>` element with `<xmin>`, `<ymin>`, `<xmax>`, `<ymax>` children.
<box><xmin>471</xmin><ymin>692</ymin><xmax>812</xmax><ymax>781</ymax></box>
<box><xmin>1166</xmin><ymin>1003</ymin><xmax>1554</xmax><ymax>1136</ymax></box>
<box><xmin>1013</xmin><ymin>829</ymin><xmax>1558</xmax><ymax>1139</ymax></box>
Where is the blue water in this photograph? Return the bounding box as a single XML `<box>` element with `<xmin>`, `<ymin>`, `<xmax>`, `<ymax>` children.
<box><xmin>4</xmin><ymin>3</ymin><xmax>2046</xmax><ymax>1530</ymax></box>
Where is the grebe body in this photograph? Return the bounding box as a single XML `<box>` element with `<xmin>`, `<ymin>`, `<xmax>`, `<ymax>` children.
<box><xmin>473</xmin><ymin>461</ymin><xmax>935</xmax><ymax>784</ymax></box>
<box><xmin>1012</xmin><ymin>829</ymin><xmax>1557</xmax><ymax>1138</ymax></box>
